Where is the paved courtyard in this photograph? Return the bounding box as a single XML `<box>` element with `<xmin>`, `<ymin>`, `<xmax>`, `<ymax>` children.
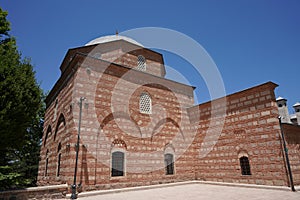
<box><xmin>76</xmin><ymin>183</ymin><xmax>300</xmax><ymax>200</ymax></box>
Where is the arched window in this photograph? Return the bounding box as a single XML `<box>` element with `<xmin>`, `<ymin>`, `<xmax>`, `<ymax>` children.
<box><xmin>164</xmin><ymin>144</ymin><xmax>175</xmax><ymax>175</ymax></box>
<box><xmin>111</xmin><ymin>151</ymin><xmax>125</xmax><ymax>177</ymax></box>
<box><xmin>111</xmin><ymin>139</ymin><xmax>126</xmax><ymax>177</ymax></box>
<box><xmin>54</xmin><ymin>114</ymin><xmax>66</xmax><ymax>141</ymax></box>
<box><xmin>240</xmin><ymin>156</ymin><xmax>251</xmax><ymax>175</ymax></box>
<box><xmin>140</xmin><ymin>93</ymin><xmax>152</xmax><ymax>114</ymax></box>
<box><xmin>57</xmin><ymin>143</ymin><xmax>62</xmax><ymax>177</ymax></box>
<box><xmin>164</xmin><ymin>153</ymin><xmax>174</xmax><ymax>175</ymax></box>
<box><xmin>44</xmin><ymin>126</ymin><xmax>52</xmax><ymax>147</ymax></box>
<box><xmin>137</xmin><ymin>55</ymin><xmax>146</xmax><ymax>71</ymax></box>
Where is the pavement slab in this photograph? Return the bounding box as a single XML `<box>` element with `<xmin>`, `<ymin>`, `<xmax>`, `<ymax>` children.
<box><xmin>74</xmin><ymin>183</ymin><xmax>300</xmax><ymax>200</ymax></box>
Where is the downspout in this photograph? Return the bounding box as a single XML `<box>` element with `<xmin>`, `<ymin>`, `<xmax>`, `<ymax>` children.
<box><xmin>278</xmin><ymin>116</ymin><xmax>295</xmax><ymax>191</ymax></box>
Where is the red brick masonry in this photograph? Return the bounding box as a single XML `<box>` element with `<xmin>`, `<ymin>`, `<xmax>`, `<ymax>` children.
<box><xmin>37</xmin><ymin>40</ymin><xmax>300</xmax><ymax>192</ymax></box>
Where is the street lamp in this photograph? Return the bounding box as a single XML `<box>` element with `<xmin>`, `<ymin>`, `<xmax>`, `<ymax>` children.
<box><xmin>71</xmin><ymin>97</ymin><xmax>86</xmax><ymax>199</ymax></box>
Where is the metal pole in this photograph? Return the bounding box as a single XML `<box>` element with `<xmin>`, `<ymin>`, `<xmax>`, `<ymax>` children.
<box><xmin>278</xmin><ymin>116</ymin><xmax>295</xmax><ymax>192</ymax></box>
<box><xmin>71</xmin><ymin>97</ymin><xmax>85</xmax><ymax>199</ymax></box>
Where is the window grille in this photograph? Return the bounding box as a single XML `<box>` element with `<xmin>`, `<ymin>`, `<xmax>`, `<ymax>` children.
<box><xmin>240</xmin><ymin>156</ymin><xmax>251</xmax><ymax>175</ymax></box>
<box><xmin>140</xmin><ymin>93</ymin><xmax>152</xmax><ymax>114</ymax></box>
<box><xmin>112</xmin><ymin>151</ymin><xmax>124</xmax><ymax>177</ymax></box>
<box><xmin>164</xmin><ymin>153</ymin><xmax>174</xmax><ymax>175</ymax></box>
<box><xmin>137</xmin><ymin>55</ymin><xmax>146</xmax><ymax>71</ymax></box>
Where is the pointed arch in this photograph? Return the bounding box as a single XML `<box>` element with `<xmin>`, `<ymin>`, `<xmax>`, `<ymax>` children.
<box><xmin>111</xmin><ymin>139</ymin><xmax>127</xmax><ymax>150</ymax></box>
<box><xmin>151</xmin><ymin>117</ymin><xmax>185</xmax><ymax>141</ymax></box>
<box><xmin>164</xmin><ymin>143</ymin><xmax>175</xmax><ymax>154</ymax></box>
<box><xmin>54</xmin><ymin>113</ymin><xmax>66</xmax><ymax>141</ymax></box>
<box><xmin>100</xmin><ymin>111</ymin><xmax>142</xmax><ymax>137</ymax></box>
<box><xmin>44</xmin><ymin>125</ymin><xmax>52</xmax><ymax>147</ymax></box>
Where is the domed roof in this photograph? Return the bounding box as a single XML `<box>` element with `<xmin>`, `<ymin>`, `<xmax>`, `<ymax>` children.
<box><xmin>293</xmin><ymin>102</ymin><xmax>300</xmax><ymax>107</ymax></box>
<box><xmin>276</xmin><ymin>96</ymin><xmax>286</xmax><ymax>101</ymax></box>
<box><xmin>85</xmin><ymin>35</ymin><xmax>143</xmax><ymax>47</ymax></box>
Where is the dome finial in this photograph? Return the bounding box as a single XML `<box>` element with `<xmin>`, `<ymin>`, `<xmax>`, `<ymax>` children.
<box><xmin>115</xmin><ymin>30</ymin><xmax>118</xmax><ymax>36</ymax></box>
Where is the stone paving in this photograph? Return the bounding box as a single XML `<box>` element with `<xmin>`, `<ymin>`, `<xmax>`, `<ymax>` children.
<box><xmin>75</xmin><ymin>183</ymin><xmax>300</xmax><ymax>200</ymax></box>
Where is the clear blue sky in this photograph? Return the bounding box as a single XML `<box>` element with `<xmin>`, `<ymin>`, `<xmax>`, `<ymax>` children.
<box><xmin>1</xmin><ymin>0</ymin><xmax>299</xmax><ymax>111</ymax></box>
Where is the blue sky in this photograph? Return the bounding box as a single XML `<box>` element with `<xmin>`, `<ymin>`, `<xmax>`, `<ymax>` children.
<box><xmin>1</xmin><ymin>0</ymin><xmax>299</xmax><ymax>112</ymax></box>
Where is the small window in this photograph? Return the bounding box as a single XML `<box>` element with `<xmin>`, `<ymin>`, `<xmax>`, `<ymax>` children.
<box><xmin>140</xmin><ymin>93</ymin><xmax>152</xmax><ymax>114</ymax></box>
<box><xmin>45</xmin><ymin>150</ymin><xmax>49</xmax><ymax>177</ymax></box>
<box><xmin>137</xmin><ymin>55</ymin><xmax>146</xmax><ymax>71</ymax></box>
<box><xmin>57</xmin><ymin>143</ymin><xmax>62</xmax><ymax>177</ymax></box>
<box><xmin>278</xmin><ymin>104</ymin><xmax>282</xmax><ymax>107</ymax></box>
<box><xmin>57</xmin><ymin>153</ymin><xmax>61</xmax><ymax>177</ymax></box>
<box><xmin>111</xmin><ymin>151</ymin><xmax>124</xmax><ymax>177</ymax></box>
<box><xmin>240</xmin><ymin>156</ymin><xmax>251</xmax><ymax>175</ymax></box>
<box><xmin>164</xmin><ymin>153</ymin><xmax>174</xmax><ymax>175</ymax></box>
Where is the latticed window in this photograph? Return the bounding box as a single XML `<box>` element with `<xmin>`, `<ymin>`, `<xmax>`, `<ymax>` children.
<box><xmin>164</xmin><ymin>153</ymin><xmax>174</xmax><ymax>175</ymax></box>
<box><xmin>137</xmin><ymin>55</ymin><xmax>146</xmax><ymax>71</ymax></box>
<box><xmin>140</xmin><ymin>93</ymin><xmax>152</xmax><ymax>114</ymax></box>
<box><xmin>111</xmin><ymin>151</ymin><xmax>124</xmax><ymax>177</ymax></box>
<box><xmin>240</xmin><ymin>156</ymin><xmax>251</xmax><ymax>175</ymax></box>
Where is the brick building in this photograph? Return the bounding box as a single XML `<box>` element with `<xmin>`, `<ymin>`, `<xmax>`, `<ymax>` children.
<box><xmin>37</xmin><ymin>35</ymin><xmax>300</xmax><ymax>192</ymax></box>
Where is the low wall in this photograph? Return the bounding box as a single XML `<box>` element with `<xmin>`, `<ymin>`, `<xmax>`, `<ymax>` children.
<box><xmin>0</xmin><ymin>184</ymin><xmax>68</xmax><ymax>200</ymax></box>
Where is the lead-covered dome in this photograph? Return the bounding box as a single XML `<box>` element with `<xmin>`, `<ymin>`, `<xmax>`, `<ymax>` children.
<box><xmin>85</xmin><ymin>35</ymin><xmax>143</xmax><ymax>47</ymax></box>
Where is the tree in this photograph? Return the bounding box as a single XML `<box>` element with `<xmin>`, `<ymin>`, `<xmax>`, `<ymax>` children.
<box><xmin>0</xmin><ymin>7</ymin><xmax>44</xmax><ymax>190</ymax></box>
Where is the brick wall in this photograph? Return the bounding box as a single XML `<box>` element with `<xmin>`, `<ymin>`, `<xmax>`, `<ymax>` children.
<box><xmin>283</xmin><ymin>123</ymin><xmax>300</xmax><ymax>185</ymax></box>
<box><xmin>38</xmin><ymin>50</ymin><xmax>196</xmax><ymax>191</ymax></box>
<box><xmin>37</xmin><ymin>41</ymin><xmax>296</xmax><ymax>194</ymax></box>
<box><xmin>191</xmin><ymin>82</ymin><xmax>289</xmax><ymax>186</ymax></box>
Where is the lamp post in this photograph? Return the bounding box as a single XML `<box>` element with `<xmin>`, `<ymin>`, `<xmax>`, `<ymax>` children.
<box><xmin>278</xmin><ymin>116</ymin><xmax>295</xmax><ymax>192</ymax></box>
<box><xmin>71</xmin><ymin>97</ymin><xmax>86</xmax><ymax>199</ymax></box>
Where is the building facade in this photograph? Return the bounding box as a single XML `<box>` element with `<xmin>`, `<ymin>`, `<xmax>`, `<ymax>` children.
<box><xmin>37</xmin><ymin>35</ymin><xmax>300</xmax><ymax>192</ymax></box>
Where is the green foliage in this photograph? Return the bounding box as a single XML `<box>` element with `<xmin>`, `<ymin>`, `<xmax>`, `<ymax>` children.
<box><xmin>0</xmin><ymin>8</ymin><xmax>10</xmax><ymax>38</ymax></box>
<box><xmin>0</xmin><ymin>7</ymin><xmax>44</xmax><ymax>190</ymax></box>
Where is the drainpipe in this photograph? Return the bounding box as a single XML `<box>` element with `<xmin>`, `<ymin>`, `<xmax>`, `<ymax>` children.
<box><xmin>278</xmin><ymin>116</ymin><xmax>295</xmax><ymax>192</ymax></box>
<box><xmin>71</xmin><ymin>97</ymin><xmax>86</xmax><ymax>199</ymax></box>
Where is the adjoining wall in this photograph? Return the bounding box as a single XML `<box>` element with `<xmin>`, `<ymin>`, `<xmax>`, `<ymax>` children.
<box><xmin>283</xmin><ymin>123</ymin><xmax>300</xmax><ymax>185</ymax></box>
<box><xmin>190</xmin><ymin>82</ymin><xmax>289</xmax><ymax>186</ymax></box>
